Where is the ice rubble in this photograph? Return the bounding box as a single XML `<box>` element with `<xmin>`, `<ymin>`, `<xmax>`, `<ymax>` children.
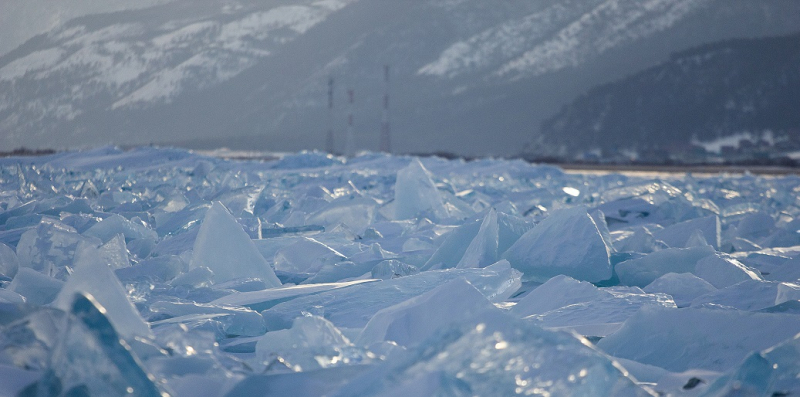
<box><xmin>0</xmin><ymin>146</ymin><xmax>799</xmax><ymax>396</ymax></box>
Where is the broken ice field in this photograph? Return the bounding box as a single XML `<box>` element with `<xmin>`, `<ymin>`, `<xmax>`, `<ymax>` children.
<box><xmin>0</xmin><ymin>146</ymin><xmax>799</xmax><ymax>396</ymax></box>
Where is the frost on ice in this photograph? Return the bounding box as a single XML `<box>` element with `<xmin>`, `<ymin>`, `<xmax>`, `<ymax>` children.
<box><xmin>0</xmin><ymin>147</ymin><xmax>800</xmax><ymax>396</ymax></box>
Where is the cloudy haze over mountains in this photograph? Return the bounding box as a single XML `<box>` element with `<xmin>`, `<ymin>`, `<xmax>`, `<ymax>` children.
<box><xmin>1</xmin><ymin>0</ymin><xmax>798</xmax><ymax>157</ymax></box>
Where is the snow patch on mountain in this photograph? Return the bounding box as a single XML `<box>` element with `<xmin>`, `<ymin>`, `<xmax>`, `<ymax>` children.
<box><xmin>313</xmin><ymin>0</ymin><xmax>352</xmax><ymax>12</ymax></box>
<box><xmin>0</xmin><ymin>48</ymin><xmax>65</xmax><ymax>82</ymax></box>
<box><xmin>0</xmin><ymin>0</ymin><xmax>360</xmax><ymax>118</ymax></box>
<box><xmin>151</xmin><ymin>21</ymin><xmax>217</xmax><ymax>48</ymax></box>
<box><xmin>497</xmin><ymin>0</ymin><xmax>711</xmax><ymax>78</ymax></box>
<box><xmin>692</xmin><ymin>131</ymin><xmax>781</xmax><ymax>154</ymax></box>
<box><xmin>113</xmin><ymin>3</ymin><xmax>357</xmax><ymax>108</ymax></box>
<box><xmin>0</xmin><ymin>0</ymin><xmax>173</xmax><ymax>56</ymax></box>
<box><xmin>418</xmin><ymin>2</ymin><xmax>583</xmax><ymax>78</ymax></box>
<box><xmin>419</xmin><ymin>0</ymin><xmax>711</xmax><ymax>80</ymax></box>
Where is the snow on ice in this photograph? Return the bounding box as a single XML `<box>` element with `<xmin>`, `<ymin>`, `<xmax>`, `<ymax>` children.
<box><xmin>0</xmin><ymin>146</ymin><xmax>799</xmax><ymax>396</ymax></box>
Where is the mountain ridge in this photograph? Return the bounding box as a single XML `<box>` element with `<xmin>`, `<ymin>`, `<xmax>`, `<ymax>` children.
<box><xmin>1</xmin><ymin>0</ymin><xmax>798</xmax><ymax>156</ymax></box>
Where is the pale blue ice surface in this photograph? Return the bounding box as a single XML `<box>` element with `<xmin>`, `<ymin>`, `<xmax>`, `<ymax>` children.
<box><xmin>0</xmin><ymin>147</ymin><xmax>799</xmax><ymax>396</ymax></box>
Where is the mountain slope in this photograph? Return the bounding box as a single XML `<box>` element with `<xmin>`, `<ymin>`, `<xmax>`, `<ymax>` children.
<box><xmin>419</xmin><ymin>0</ymin><xmax>711</xmax><ymax>80</ymax></box>
<box><xmin>1</xmin><ymin>0</ymin><xmax>799</xmax><ymax>156</ymax></box>
<box><xmin>0</xmin><ymin>0</ymin><xmax>172</xmax><ymax>57</ymax></box>
<box><xmin>0</xmin><ymin>0</ymin><xmax>358</xmax><ymax>147</ymax></box>
<box><xmin>539</xmin><ymin>33</ymin><xmax>800</xmax><ymax>157</ymax></box>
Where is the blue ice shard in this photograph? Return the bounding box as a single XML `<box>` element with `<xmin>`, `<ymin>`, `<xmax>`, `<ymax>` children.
<box><xmin>47</xmin><ymin>293</ymin><xmax>168</xmax><ymax>396</ymax></box>
<box><xmin>456</xmin><ymin>209</ymin><xmax>499</xmax><ymax>268</ymax></box>
<box><xmin>598</xmin><ymin>306</ymin><xmax>800</xmax><ymax>372</ymax></box>
<box><xmin>393</xmin><ymin>159</ymin><xmax>449</xmax><ymax>221</ymax></box>
<box><xmin>53</xmin><ymin>244</ymin><xmax>152</xmax><ymax>340</ymax></box>
<box><xmin>334</xmin><ymin>314</ymin><xmax>654</xmax><ymax>396</ymax></box>
<box><xmin>700</xmin><ymin>333</ymin><xmax>800</xmax><ymax>396</ymax></box>
<box><xmin>191</xmin><ymin>202</ymin><xmax>281</xmax><ymax>287</ymax></box>
<box><xmin>503</xmin><ymin>206</ymin><xmax>612</xmax><ymax>283</ymax></box>
<box><xmin>357</xmin><ymin>277</ymin><xmax>500</xmax><ymax>347</ymax></box>
<box><xmin>262</xmin><ymin>262</ymin><xmax>521</xmax><ymax>330</ymax></box>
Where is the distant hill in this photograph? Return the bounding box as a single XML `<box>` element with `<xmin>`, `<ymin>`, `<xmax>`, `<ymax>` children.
<box><xmin>538</xmin><ymin>32</ymin><xmax>800</xmax><ymax>160</ymax></box>
<box><xmin>1</xmin><ymin>0</ymin><xmax>799</xmax><ymax>156</ymax></box>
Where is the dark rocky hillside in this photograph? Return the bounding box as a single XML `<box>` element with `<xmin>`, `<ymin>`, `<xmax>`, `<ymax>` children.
<box><xmin>539</xmin><ymin>32</ymin><xmax>800</xmax><ymax>159</ymax></box>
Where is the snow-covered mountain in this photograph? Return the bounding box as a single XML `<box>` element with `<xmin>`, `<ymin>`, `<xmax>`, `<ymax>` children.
<box><xmin>419</xmin><ymin>0</ymin><xmax>710</xmax><ymax>80</ymax></box>
<box><xmin>0</xmin><ymin>0</ymin><xmax>172</xmax><ymax>57</ymax></box>
<box><xmin>1</xmin><ymin>0</ymin><xmax>798</xmax><ymax>156</ymax></box>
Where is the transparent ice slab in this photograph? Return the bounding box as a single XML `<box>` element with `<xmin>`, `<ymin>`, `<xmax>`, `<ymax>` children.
<box><xmin>53</xmin><ymin>244</ymin><xmax>153</xmax><ymax>340</ymax></box>
<box><xmin>84</xmin><ymin>214</ymin><xmax>158</xmax><ymax>243</ymax></box>
<box><xmin>262</xmin><ymin>261</ymin><xmax>521</xmax><ymax>330</ymax></box>
<box><xmin>333</xmin><ymin>314</ymin><xmax>654</xmax><ymax>396</ymax></box>
<box><xmin>598</xmin><ymin>306</ymin><xmax>800</xmax><ymax>372</ymax></box>
<box><xmin>616</xmin><ymin>246</ymin><xmax>716</xmax><ymax>287</ymax></box>
<box><xmin>512</xmin><ymin>275</ymin><xmax>675</xmax><ymax>337</ymax></box>
<box><xmin>357</xmin><ymin>277</ymin><xmax>500</xmax><ymax>347</ymax></box>
<box><xmin>652</xmin><ymin>215</ymin><xmax>720</xmax><ymax>249</ymax></box>
<box><xmin>393</xmin><ymin>159</ymin><xmax>449</xmax><ymax>221</ymax></box>
<box><xmin>191</xmin><ymin>202</ymin><xmax>281</xmax><ymax>287</ymax></box>
<box><xmin>503</xmin><ymin>206</ymin><xmax>612</xmax><ymax>283</ymax></box>
<box><xmin>701</xmin><ymin>333</ymin><xmax>800</xmax><ymax>396</ymax></box>
<box><xmin>254</xmin><ymin>315</ymin><xmax>363</xmax><ymax>372</ymax></box>
<box><xmin>8</xmin><ymin>267</ymin><xmax>63</xmax><ymax>306</ymax></box>
<box><xmin>643</xmin><ymin>272</ymin><xmax>717</xmax><ymax>307</ymax></box>
<box><xmin>25</xmin><ymin>293</ymin><xmax>167</xmax><ymax>397</ymax></box>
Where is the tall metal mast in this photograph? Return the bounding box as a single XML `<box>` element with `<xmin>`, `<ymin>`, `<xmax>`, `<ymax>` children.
<box><xmin>345</xmin><ymin>89</ymin><xmax>355</xmax><ymax>157</ymax></box>
<box><xmin>326</xmin><ymin>77</ymin><xmax>335</xmax><ymax>154</ymax></box>
<box><xmin>379</xmin><ymin>65</ymin><xmax>391</xmax><ymax>153</ymax></box>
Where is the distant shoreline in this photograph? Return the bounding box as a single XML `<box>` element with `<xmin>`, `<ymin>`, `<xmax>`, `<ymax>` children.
<box><xmin>2</xmin><ymin>147</ymin><xmax>797</xmax><ymax>176</ymax></box>
<box><xmin>554</xmin><ymin>162</ymin><xmax>798</xmax><ymax>176</ymax></box>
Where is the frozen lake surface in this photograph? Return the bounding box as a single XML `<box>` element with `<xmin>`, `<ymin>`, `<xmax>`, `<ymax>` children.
<box><xmin>0</xmin><ymin>146</ymin><xmax>799</xmax><ymax>396</ymax></box>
